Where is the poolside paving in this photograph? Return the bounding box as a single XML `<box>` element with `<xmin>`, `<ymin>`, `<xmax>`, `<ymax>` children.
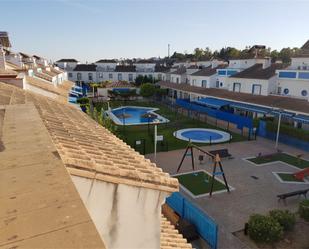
<box><xmin>147</xmin><ymin>137</ymin><xmax>309</xmax><ymax>249</ymax></box>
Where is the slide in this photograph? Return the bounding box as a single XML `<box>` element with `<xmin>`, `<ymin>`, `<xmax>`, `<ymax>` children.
<box><xmin>294</xmin><ymin>167</ymin><xmax>309</xmax><ymax>181</ymax></box>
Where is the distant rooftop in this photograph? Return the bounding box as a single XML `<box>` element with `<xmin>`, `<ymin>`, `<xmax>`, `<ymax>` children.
<box><xmin>115</xmin><ymin>65</ymin><xmax>136</xmax><ymax>72</ymax></box>
<box><xmin>96</xmin><ymin>59</ymin><xmax>117</xmax><ymax>63</ymax></box>
<box><xmin>73</xmin><ymin>64</ymin><xmax>97</xmax><ymax>71</ymax></box>
<box><xmin>56</xmin><ymin>58</ymin><xmax>78</xmax><ymax>62</ymax></box>
<box><xmin>0</xmin><ymin>31</ymin><xmax>11</xmax><ymax>48</ymax></box>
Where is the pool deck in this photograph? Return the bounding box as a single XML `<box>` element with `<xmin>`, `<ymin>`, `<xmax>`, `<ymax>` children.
<box><xmin>146</xmin><ymin>137</ymin><xmax>309</xmax><ymax>249</ymax></box>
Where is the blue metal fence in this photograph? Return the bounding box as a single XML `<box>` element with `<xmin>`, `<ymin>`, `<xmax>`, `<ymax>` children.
<box><xmin>166</xmin><ymin>192</ymin><xmax>218</xmax><ymax>249</ymax></box>
<box><xmin>176</xmin><ymin>98</ymin><xmax>253</xmax><ymax>130</ymax></box>
<box><xmin>258</xmin><ymin>120</ymin><xmax>309</xmax><ymax>152</ymax></box>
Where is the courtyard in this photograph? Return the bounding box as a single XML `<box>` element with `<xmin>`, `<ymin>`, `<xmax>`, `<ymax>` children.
<box><xmin>146</xmin><ymin>137</ymin><xmax>309</xmax><ymax>249</ymax></box>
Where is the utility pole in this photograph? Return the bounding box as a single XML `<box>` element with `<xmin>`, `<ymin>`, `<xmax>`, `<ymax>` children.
<box><xmin>168</xmin><ymin>44</ymin><xmax>170</xmax><ymax>58</ymax></box>
<box><xmin>275</xmin><ymin>110</ymin><xmax>283</xmax><ymax>149</ymax></box>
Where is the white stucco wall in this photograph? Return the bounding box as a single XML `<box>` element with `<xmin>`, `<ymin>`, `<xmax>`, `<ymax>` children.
<box><xmin>71</xmin><ymin>176</ymin><xmax>169</xmax><ymax>249</ymax></box>
<box><xmin>226</xmin><ymin>77</ymin><xmax>271</xmax><ymax>95</ymax></box>
<box><xmin>277</xmin><ymin>78</ymin><xmax>309</xmax><ymax>100</ymax></box>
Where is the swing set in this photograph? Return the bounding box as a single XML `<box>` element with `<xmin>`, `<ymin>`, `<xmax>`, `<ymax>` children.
<box><xmin>177</xmin><ymin>142</ymin><xmax>230</xmax><ymax>197</ymax></box>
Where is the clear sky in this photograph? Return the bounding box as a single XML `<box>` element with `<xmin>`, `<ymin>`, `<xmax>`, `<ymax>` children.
<box><xmin>1</xmin><ymin>0</ymin><xmax>309</xmax><ymax>62</ymax></box>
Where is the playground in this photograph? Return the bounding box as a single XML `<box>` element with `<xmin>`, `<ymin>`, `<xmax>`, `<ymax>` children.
<box><xmin>147</xmin><ymin>137</ymin><xmax>309</xmax><ymax>249</ymax></box>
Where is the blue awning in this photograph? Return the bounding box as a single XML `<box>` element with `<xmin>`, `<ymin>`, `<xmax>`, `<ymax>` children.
<box><xmin>230</xmin><ymin>102</ymin><xmax>271</xmax><ymax>114</ymax></box>
<box><xmin>271</xmin><ymin>110</ymin><xmax>295</xmax><ymax>118</ymax></box>
<box><xmin>194</xmin><ymin>97</ymin><xmax>231</xmax><ymax>109</ymax></box>
<box><xmin>293</xmin><ymin>114</ymin><xmax>309</xmax><ymax>124</ymax></box>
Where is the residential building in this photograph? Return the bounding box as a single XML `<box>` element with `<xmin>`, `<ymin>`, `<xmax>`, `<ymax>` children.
<box><xmin>55</xmin><ymin>58</ymin><xmax>78</xmax><ymax>70</ymax></box>
<box><xmin>276</xmin><ymin>40</ymin><xmax>309</xmax><ymax>100</ymax></box>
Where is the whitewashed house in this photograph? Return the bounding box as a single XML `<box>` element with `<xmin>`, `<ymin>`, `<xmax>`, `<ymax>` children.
<box><xmin>188</xmin><ymin>64</ymin><xmax>227</xmax><ymax>88</ymax></box>
<box><xmin>276</xmin><ymin>40</ymin><xmax>309</xmax><ymax>100</ymax></box>
<box><xmin>69</xmin><ymin>64</ymin><xmax>98</xmax><ymax>84</ymax></box>
<box><xmin>55</xmin><ymin>58</ymin><xmax>78</xmax><ymax>70</ymax></box>
<box><xmin>226</xmin><ymin>61</ymin><xmax>285</xmax><ymax>95</ymax></box>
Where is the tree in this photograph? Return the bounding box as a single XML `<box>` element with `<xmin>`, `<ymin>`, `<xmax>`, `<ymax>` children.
<box><xmin>140</xmin><ymin>83</ymin><xmax>156</xmax><ymax>98</ymax></box>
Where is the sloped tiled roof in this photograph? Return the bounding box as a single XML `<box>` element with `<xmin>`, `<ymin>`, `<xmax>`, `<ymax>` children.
<box><xmin>191</xmin><ymin>65</ymin><xmax>227</xmax><ymax>77</ymax></box>
<box><xmin>96</xmin><ymin>59</ymin><xmax>117</xmax><ymax>63</ymax></box>
<box><xmin>158</xmin><ymin>81</ymin><xmax>309</xmax><ymax>114</ymax></box>
<box><xmin>0</xmin><ymin>68</ymin><xmax>18</xmax><ymax>77</ymax></box>
<box><xmin>42</xmin><ymin>68</ymin><xmax>58</xmax><ymax>77</ymax></box>
<box><xmin>0</xmin><ymin>82</ymin><xmax>179</xmax><ymax>193</ymax></box>
<box><xmin>73</xmin><ymin>64</ymin><xmax>97</xmax><ymax>71</ymax></box>
<box><xmin>106</xmin><ymin>81</ymin><xmax>134</xmax><ymax>88</ymax></box>
<box><xmin>0</xmin><ymin>103</ymin><xmax>105</xmax><ymax>249</ymax></box>
<box><xmin>115</xmin><ymin>65</ymin><xmax>136</xmax><ymax>72</ymax></box>
<box><xmin>34</xmin><ymin>71</ymin><xmax>53</xmax><ymax>82</ymax></box>
<box><xmin>161</xmin><ymin>215</ymin><xmax>192</xmax><ymax>249</ymax></box>
<box><xmin>25</xmin><ymin>76</ymin><xmax>69</xmax><ymax>102</ymax></box>
<box><xmin>56</xmin><ymin>58</ymin><xmax>78</xmax><ymax>62</ymax></box>
<box><xmin>230</xmin><ymin>63</ymin><xmax>286</xmax><ymax>80</ymax></box>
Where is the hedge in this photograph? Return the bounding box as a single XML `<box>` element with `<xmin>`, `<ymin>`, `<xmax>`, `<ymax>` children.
<box><xmin>299</xmin><ymin>200</ymin><xmax>309</xmax><ymax>221</ymax></box>
<box><xmin>266</xmin><ymin>121</ymin><xmax>309</xmax><ymax>142</ymax></box>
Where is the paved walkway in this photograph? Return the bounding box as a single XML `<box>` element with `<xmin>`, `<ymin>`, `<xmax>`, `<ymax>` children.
<box><xmin>147</xmin><ymin>137</ymin><xmax>309</xmax><ymax>249</ymax></box>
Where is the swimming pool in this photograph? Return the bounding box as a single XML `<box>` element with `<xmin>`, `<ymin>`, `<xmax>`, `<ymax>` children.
<box><xmin>107</xmin><ymin>106</ymin><xmax>169</xmax><ymax>125</ymax></box>
<box><xmin>174</xmin><ymin>128</ymin><xmax>231</xmax><ymax>143</ymax></box>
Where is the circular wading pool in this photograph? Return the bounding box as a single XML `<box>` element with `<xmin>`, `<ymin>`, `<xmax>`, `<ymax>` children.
<box><xmin>173</xmin><ymin>128</ymin><xmax>231</xmax><ymax>143</ymax></box>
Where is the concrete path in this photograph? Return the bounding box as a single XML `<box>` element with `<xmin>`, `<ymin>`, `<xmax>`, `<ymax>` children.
<box><xmin>147</xmin><ymin>137</ymin><xmax>309</xmax><ymax>249</ymax></box>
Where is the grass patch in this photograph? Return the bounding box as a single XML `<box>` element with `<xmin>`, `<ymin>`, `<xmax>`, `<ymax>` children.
<box><xmin>94</xmin><ymin>100</ymin><xmax>247</xmax><ymax>154</ymax></box>
<box><xmin>175</xmin><ymin>171</ymin><xmax>227</xmax><ymax>196</ymax></box>
<box><xmin>248</xmin><ymin>153</ymin><xmax>309</xmax><ymax>169</ymax></box>
<box><xmin>277</xmin><ymin>173</ymin><xmax>305</xmax><ymax>182</ymax></box>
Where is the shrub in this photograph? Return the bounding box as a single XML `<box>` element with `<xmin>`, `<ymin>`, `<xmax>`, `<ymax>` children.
<box><xmin>77</xmin><ymin>97</ymin><xmax>89</xmax><ymax>105</ymax></box>
<box><xmin>269</xmin><ymin>209</ymin><xmax>296</xmax><ymax>231</ymax></box>
<box><xmin>248</xmin><ymin>214</ymin><xmax>283</xmax><ymax>243</ymax></box>
<box><xmin>140</xmin><ymin>83</ymin><xmax>156</xmax><ymax>98</ymax></box>
<box><xmin>299</xmin><ymin>200</ymin><xmax>309</xmax><ymax>221</ymax></box>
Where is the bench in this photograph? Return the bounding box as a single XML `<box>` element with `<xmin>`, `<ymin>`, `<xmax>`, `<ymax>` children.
<box><xmin>277</xmin><ymin>188</ymin><xmax>309</xmax><ymax>203</ymax></box>
<box><xmin>209</xmin><ymin>149</ymin><xmax>233</xmax><ymax>159</ymax></box>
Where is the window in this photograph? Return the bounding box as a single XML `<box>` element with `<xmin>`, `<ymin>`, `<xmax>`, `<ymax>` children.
<box><xmin>109</xmin><ymin>73</ymin><xmax>113</xmax><ymax>79</ymax></box>
<box><xmin>220</xmin><ymin>82</ymin><xmax>223</xmax><ymax>87</ymax></box>
<box><xmin>158</xmin><ymin>74</ymin><xmax>162</xmax><ymax>80</ymax></box>
<box><xmin>118</xmin><ymin>73</ymin><xmax>122</xmax><ymax>81</ymax></box>
<box><xmin>233</xmin><ymin>83</ymin><xmax>241</xmax><ymax>92</ymax></box>
<box><xmin>301</xmin><ymin>90</ymin><xmax>308</xmax><ymax>97</ymax></box>
<box><xmin>216</xmin><ymin>80</ymin><xmax>219</xmax><ymax>88</ymax></box>
<box><xmin>192</xmin><ymin>79</ymin><xmax>196</xmax><ymax>85</ymax></box>
<box><xmin>88</xmin><ymin>73</ymin><xmax>93</xmax><ymax>81</ymax></box>
<box><xmin>283</xmin><ymin>88</ymin><xmax>289</xmax><ymax>95</ymax></box>
<box><xmin>99</xmin><ymin>73</ymin><xmax>103</xmax><ymax>78</ymax></box>
<box><xmin>68</xmin><ymin>73</ymin><xmax>73</xmax><ymax>78</ymax></box>
<box><xmin>252</xmin><ymin>84</ymin><xmax>262</xmax><ymax>95</ymax></box>
<box><xmin>176</xmin><ymin>78</ymin><xmax>179</xmax><ymax>83</ymax></box>
<box><xmin>77</xmin><ymin>73</ymin><xmax>82</xmax><ymax>80</ymax></box>
<box><xmin>202</xmin><ymin>80</ymin><xmax>207</xmax><ymax>88</ymax></box>
<box><xmin>128</xmin><ymin>74</ymin><xmax>133</xmax><ymax>82</ymax></box>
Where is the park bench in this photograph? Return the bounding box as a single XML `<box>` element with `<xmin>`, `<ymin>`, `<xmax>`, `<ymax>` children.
<box><xmin>209</xmin><ymin>149</ymin><xmax>233</xmax><ymax>159</ymax></box>
<box><xmin>277</xmin><ymin>188</ymin><xmax>309</xmax><ymax>203</ymax></box>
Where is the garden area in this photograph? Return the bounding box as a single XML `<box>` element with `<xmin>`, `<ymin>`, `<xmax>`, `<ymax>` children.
<box><xmin>83</xmin><ymin>99</ymin><xmax>247</xmax><ymax>154</ymax></box>
<box><xmin>247</xmin><ymin>152</ymin><xmax>309</xmax><ymax>169</ymax></box>
<box><xmin>174</xmin><ymin>171</ymin><xmax>228</xmax><ymax>196</ymax></box>
<box><xmin>234</xmin><ymin>201</ymin><xmax>309</xmax><ymax>249</ymax></box>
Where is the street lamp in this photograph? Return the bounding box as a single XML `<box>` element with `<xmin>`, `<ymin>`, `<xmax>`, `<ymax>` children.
<box><xmin>275</xmin><ymin>109</ymin><xmax>284</xmax><ymax>149</ymax></box>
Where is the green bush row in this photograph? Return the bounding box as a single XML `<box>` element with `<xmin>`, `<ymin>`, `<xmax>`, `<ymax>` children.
<box><xmin>266</xmin><ymin>121</ymin><xmax>309</xmax><ymax>142</ymax></box>
<box><xmin>248</xmin><ymin>209</ymin><xmax>296</xmax><ymax>243</ymax></box>
<box><xmin>299</xmin><ymin>200</ymin><xmax>309</xmax><ymax>221</ymax></box>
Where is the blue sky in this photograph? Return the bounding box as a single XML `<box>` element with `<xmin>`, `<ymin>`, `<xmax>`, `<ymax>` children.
<box><xmin>1</xmin><ymin>0</ymin><xmax>309</xmax><ymax>62</ymax></box>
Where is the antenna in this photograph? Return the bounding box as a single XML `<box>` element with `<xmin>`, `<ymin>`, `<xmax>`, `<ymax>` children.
<box><xmin>168</xmin><ymin>44</ymin><xmax>170</xmax><ymax>58</ymax></box>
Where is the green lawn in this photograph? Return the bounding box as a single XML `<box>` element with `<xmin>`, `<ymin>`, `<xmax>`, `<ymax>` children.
<box><xmin>94</xmin><ymin>100</ymin><xmax>247</xmax><ymax>154</ymax></box>
<box><xmin>248</xmin><ymin>153</ymin><xmax>309</xmax><ymax>169</ymax></box>
<box><xmin>175</xmin><ymin>171</ymin><xmax>228</xmax><ymax>196</ymax></box>
<box><xmin>277</xmin><ymin>173</ymin><xmax>305</xmax><ymax>182</ymax></box>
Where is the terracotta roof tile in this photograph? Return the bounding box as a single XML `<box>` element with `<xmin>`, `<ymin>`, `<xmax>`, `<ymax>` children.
<box><xmin>161</xmin><ymin>215</ymin><xmax>192</xmax><ymax>249</ymax></box>
<box><xmin>0</xmin><ymin>82</ymin><xmax>179</xmax><ymax>193</ymax></box>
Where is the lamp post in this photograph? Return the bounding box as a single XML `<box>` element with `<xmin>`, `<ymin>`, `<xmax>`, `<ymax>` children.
<box><xmin>275</xmin><ymin>109</ymin><xmax>283</xmax><ymax>149</ymax></box>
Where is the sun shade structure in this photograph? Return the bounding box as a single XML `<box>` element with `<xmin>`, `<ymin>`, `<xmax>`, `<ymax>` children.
<box><xmin>229</xmin><ymin>102</ymin><xmax>272</xmax><ymax>114</ymax></box>
<box><xmin>293</xmin><ymin>114</ymin><xmax>309</xmax><ymax>124</ymax></box>
<box><xmin>194</xmin><ymin>97</ymin><xmax>231</xmax><ymax>109</ymax></box>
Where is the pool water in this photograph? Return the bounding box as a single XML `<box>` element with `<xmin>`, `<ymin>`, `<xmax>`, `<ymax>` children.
<box><xmin>181</xmin><ymin>130</ymin><xmax>223</xmax><ymax>141</ymax></box>
<box><xmin>108</xmin><ymin>106</ymin><xmax>169</xmax><ymax>125</ymax></box>
<box><xmin>174</xmin><ymin>128</ymin><xmax>231</xmax><ymax>143</ymax></box>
